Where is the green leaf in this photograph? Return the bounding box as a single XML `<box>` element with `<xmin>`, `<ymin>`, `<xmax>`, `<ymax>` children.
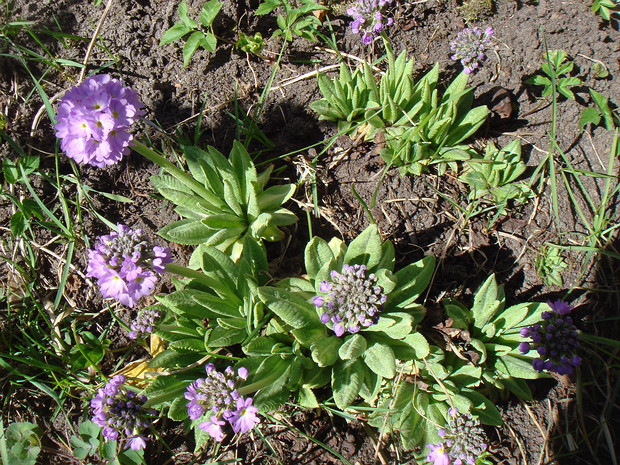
<box><xmin>589</xmin><ymin>88</ymin><xmax>615</xmax><ymax>130</ymax></box>
<box><xmin>158</xmin><ymin>219</ymin><xmax>213</xmax><ymax>244</ymax></box>
<box><xmin>332</xmin><ymin>359</ymin><xmax>365</xmax><ymax>409</ymax></box>
<box><xmin>201</xmin><ymin>32</ymin><xmax>217</xmax><ymax>52</ymax></box>
<box><xmin>310</xmin><ymin>336</ymin><xmax>342</xmax><ymax>367</ymax></box>
<box><xmin>258</xmin><ymin>286</ymin><xmax>321</xmax><ymax>329</ymax></box>
<box><xmin>168</xmin><ymin>395</ymin><xmax>190</xmax><ymax>421</ymax></box>
<box><xmin>496</xmin><ymin>354</ymin><xmax>544</xmax><ymax>380</ymax></box>
<box><xmin>344</xmin><ymin>225</ymin><xmax>385</xmax><ymax>270</ymax></box>
<box><xmin>183</xmin><ymin>31</ymin><xmax>205</xmax><ymax>66</ymax></box>
<box><xmin>200</xmin><ymin>0</ymin><xmax>222</xmax><ymax>27</ymax></box>
<box><xmin>338</xmin><ymin>333</ymin><xmax>367</xmax><ymax>360</ymax></box>
<box><xmin>502</xmin><ymin>377</ymin><xmax>533</xmax><ymax>401</ymax></box>
<box><xmin>2</xmin><ymin>158</ymin><xmax>19</xmax><ymax>184</ymax></box>
<box><xmin>402</xmin><ymin>332</ymin><xmax>430</xmax><ymax>358</ymax></box>
<box><xmin>363</xmin><ymin>342</ymin><xmax>396</xmax><ymax>378</ymax></box>
<box><xmin>9</xmin><ymin>211</ymin><xmax>28</xmax><ymax>236</ymax></box>
<box><xmin>255</xmin><ymin>0</ymin><xmax>279</xmax><ymax>15</ymax></box>
<box><xmin>149</xmin><ymin>349</ymin><xmax>204</xmax><ymax>368</ymax></box>
<box><xmin>160</xmin><ymin>23</ymin><xmax>191</xmax><ymax>45</ymax></box>
<box><xmin>206</xmin><ymin>326</ymin><xmax>246</xmax><ymax>347</ymax></box>
<box><xmin>389</xmin><ymin>255</ymin><xmax>435</xmax><ymax>309</ymax></box>
<box><xmin>305</xmin><ymin>237</ymin><xmax>334</xmax><ymax>279</ymax></box>
<box><xmin>178</xmin><ymin>0</ymin><xmax>198</xmax><ymax>28</ymax></box>
<box><xmin>461</xmin><ymin>390</ymin><xmax>503</xmax><ymax>426</ymax></box>
<box><xmin>471</xmin><ymin>274</ymin><xmax>503</xmax><ymax>329</ymax></box>
<box><xmin>444</xmin><ymin>106</ymin><xmax>488</xmax><ymax>146</ymax></box>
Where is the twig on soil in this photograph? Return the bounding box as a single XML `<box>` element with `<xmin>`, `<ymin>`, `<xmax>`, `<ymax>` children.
<box><xmin>78</xmin><ymin>0</ymin><xmax>115</xmax><ymax>84</ymax></box>
<box><xmin>506</xmin><ymin>423</ymin><xmax>528</xmax><ymax>465</ymax></box>
<box><xmin>269</xmin><ymin>64</ymin><xmax>340</xmax><ymax>92</ymax></box>
<box><xmin>316</xmin><ymin>47</ymin><xmax>383</xmax><ymax>73</ymax></box>
<box><xmin>424</xmin><ymin>25</ymin><xmax>440</xmax><ymax>54</ymax></box>
<box><xmin>523</xmin><ymin>402</ymin><xmax>551</xmax><ymax>465</ymax></box>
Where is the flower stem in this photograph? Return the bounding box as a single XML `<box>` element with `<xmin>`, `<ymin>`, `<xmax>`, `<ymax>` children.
<box><xmin>165</xmin><ymin>263</ymin><xmax>242</xmax><ymax>304</ymax></box>
<box><xmin>131</xmin><ymin>140</ymin><xmax>222</xmax><ymax>207</ymax></box>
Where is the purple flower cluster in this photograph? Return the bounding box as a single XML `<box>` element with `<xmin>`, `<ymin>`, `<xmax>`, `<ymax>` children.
<box><xmin>90</xmin><ymin>375</ymin><xmax>156</xmax><ymax>450</ymax></box>
<box><xmin>185</xmin><ymin>364</ymin><xmax>259</xmax><ymax>442</ymax></box>
<box><xmin>519</xmin><ymin>300</ymin><xmax>581</xmax><ymax>375</ymax></box>
<box><xmin>54</xmin><ymin>74</ymin><xmax>144</xmax><ymax>168</ymax></box>
<box><xmin>313</xmin><ymin>264</ymin><xmax>386</xmax><ymax>337</ymax></box>
<box><xmin>450</xmin><ymin>26</ymin><xmax>494</xmax><ymax>74</ymax></box>
<box><xmin>128</xmin><ymin>307</ymin><xmax>166</xmax><ymax>339</ymax></box>
<box><xmin>86</xmin><ymin>224</ymin><xmax>172</xmax><ymax>308</ymax></box>
<box><xmin>426</xmin><ymin>408</ymin><xmax>488</xmax><ymax>465</ymax></box>
<box><xmin>347</xmin><ymin>0</ymin><xmax>394</xmax><ymax>45</ymax></box>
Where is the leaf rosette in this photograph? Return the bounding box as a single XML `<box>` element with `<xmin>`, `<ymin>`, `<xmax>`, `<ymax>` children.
<box><xmin>257</xmin><ymin>225</ymin><xmax>435</xmax><ymax>409</ymax></box>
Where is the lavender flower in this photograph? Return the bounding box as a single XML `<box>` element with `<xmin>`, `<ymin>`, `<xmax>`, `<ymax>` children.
<box><xmin>129</xmin><ymin>307</ymin><xmax>166</xmax><ymax>339</ymax></box>
<box><xmin>313</xmin><ymin>264</ymin><xmax>387</xmax><ymax>337</ymax></box>
<box><xmin>346</xmin><ymin>0</ymin><xmax>394</xmax><ymax>45</ymax></box>
<box><xmin>90</xmin><ymin>375</ymin><xmax>156</xmax><ymax>450</ymax></box>
<box><xmin>426</xmin><ymin>408</ymin><xmax>488</xmax><ymax>465</ymax></box>
<box><xmin>55</xmin><ymin>74</ymin><xmax>145</xmax><ymax>168</ymax></box>
<box><xmin>185</xmin><ymin>364</ymin><xmax>259</xmax><ymax>442</ymax></box>
<box><xmin>519</xmin><ymin>299</ymin><xmax>581</xmax><ymax>375</ymax></box>
<box><xmin>450</xmin><ymin>26</ymin><xmax>494</xmax><ymax>74</ymax></box>
<box><xmin>86</xmin><ymin>224</ymin><xmax>172</xmax><ymax>307</ymax></box>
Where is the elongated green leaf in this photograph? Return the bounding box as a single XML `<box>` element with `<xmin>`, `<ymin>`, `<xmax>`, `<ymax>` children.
<box><xmin>158</xmin><ymin>219</ymin><xmax>213</xmax><ymax>244</ymax></box>
<box><xmin>160</xmin><ymin>23</ymin><xmax>191</xmax><ymax>45</ymax></box>
<box><xmin>310</xmin><ymin>336</ymin><xmax>342</xmax><ymax>367</ymax></box>
<box><xmin>258</xmin><ymin>287</ymin><xmax>320</xmax><ymax>329</ymax></box>
<box><xmin>305</xmin><ymin>237</ymin><xmax>334</xmax><ymax>279</ymax></box>
<box><xmin>257</xmin><ymin>184</ymin><xmax>296</xmax><ymax>211</ymax></box>
<box><xmin>447</xmin><ymin>106</ymin><xmax>488</xmax><ymax>147</ymax></box>
<box><xmin>332</xmin><ymin>359</ymin><xmax>365</xmax><ymax>409</ymax></box>
<box><xmin>389</xmin><ymin>255</ymin><xmax>435</xmax><ymax>309</ymax></box>
<box><xmin>183</xmin><ymin>31</ymin><xmax>204</xmax><ymax>66</ymax></box>
<box><xmin>339</xmin><ymin>334</ymin><xmax>367</xmax><ymax>360</ymax></box>
<box><xmin>344</xmin><ymin>225</ymin><xmax>384</xmax><ymax>270</ymax></box>
<box><xmin>200</xmin><ymin>0</ymin><xmax>222</xmax><ymax>27</ymax></box>
<box><xmin>496</xmin><ymin>354</ymin><xmax>544</xmax><ymax>380</ymax></box>
<box><xmin>168</xmin><ymin>395</ymin><xmax>190</xmax><ymax>421</ymax></box>
<box><xmin>363</xmin><ymin>342</ymin><xmax>396</xmax><ymax>378</ymax></box>
<box><xmin>471</xmin><ymin>275</ymin><xmax>503</xmax><ymax>329</ymax></box>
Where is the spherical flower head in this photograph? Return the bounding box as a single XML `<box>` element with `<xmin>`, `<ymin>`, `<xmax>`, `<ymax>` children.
<box><xmin>519</xmin><ymin>300</ymin><xmax>581</xmax><ymax>375</ymax></box>
<box><xmin>90</xmin><ymin>376</ymin><xmax>155</xmax><ymax>450</ymax></box>
<box><xmin>428</xmin><ymin>411</ymin><xmax>487</xmax><ymax>465</ymax></box>
<box><xmin>449</xmin><ymin>26</ymin><xmax>494</xmax><ymax>74</ymax></box>
<box><xmin>347</xmin><ymin>0</ymin><xmax>394</xmax><ymax>45</ymax></box>
<box><xmin>314</xmin><ymin>264</ymin><xmax>387</xmax><ymax>337</ymax></box>
<box><xmin>86</xmin><ymin>224</ymin><xmax>172</xmax><ymax>307</ymax></box>
<box><xmin>129</xmin><ymin>307</ymin><xmax>166</xmax><ymax>339</ymax></box>
<box><xmin>185</xmin><ymin>364</ymin><xmax>258</xmax><ymax>442</ymax></box>
<box><xmin>55</xmin><ymin>74</ymin><xmax>145</xmax><ymax>168</ymax></box>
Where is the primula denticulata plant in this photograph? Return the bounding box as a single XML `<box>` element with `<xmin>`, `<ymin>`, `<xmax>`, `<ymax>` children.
<box><xmin>143</xmin><ymin>140</ymin><xmax>298</xmax><ymax>262</ymax></box>
<box><xmin>311</xmin><ymin>41</ymin><xmax>489</xmax><ymax>175</ymax></box>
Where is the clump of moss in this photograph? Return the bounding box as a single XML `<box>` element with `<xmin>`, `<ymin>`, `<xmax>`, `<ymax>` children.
<box><xmin>458</xmin><ymin>0</ymin><xmax>494</xmax><ymax>22</ymax></box>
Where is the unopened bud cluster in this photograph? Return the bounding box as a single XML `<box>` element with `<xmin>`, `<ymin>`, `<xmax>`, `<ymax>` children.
<box><xmin>90</xmin><ymin>375</ymin><xmax>156</xmax><ymax>450</ymax></box>
<box><xmin>426</xmin><ymin>408</ymin><xmax>488</xmax><ymax>465</ymax></box>
<box><xmin>313</xmin><ymin>264</ymin><xmax>386</xmax><ymax>337</ymax></box>
<box><xmin>519</xmin><ymin>300</ymin><xmax>581</xmax><ymax>375</ymax></box>
<box><xmin>129</xmin><ymin>307</ymin><xmax>166</xmax><ymax>339</ymax></box>
<box><xmin>450</xmin><ymin>26</ymin><xmax>494</xmax><ymax>74</ymax></box>
<box><xmin>184</xmin><ymin>364</ymin><xmax>259</xmax><ymax>442</ymax></box>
